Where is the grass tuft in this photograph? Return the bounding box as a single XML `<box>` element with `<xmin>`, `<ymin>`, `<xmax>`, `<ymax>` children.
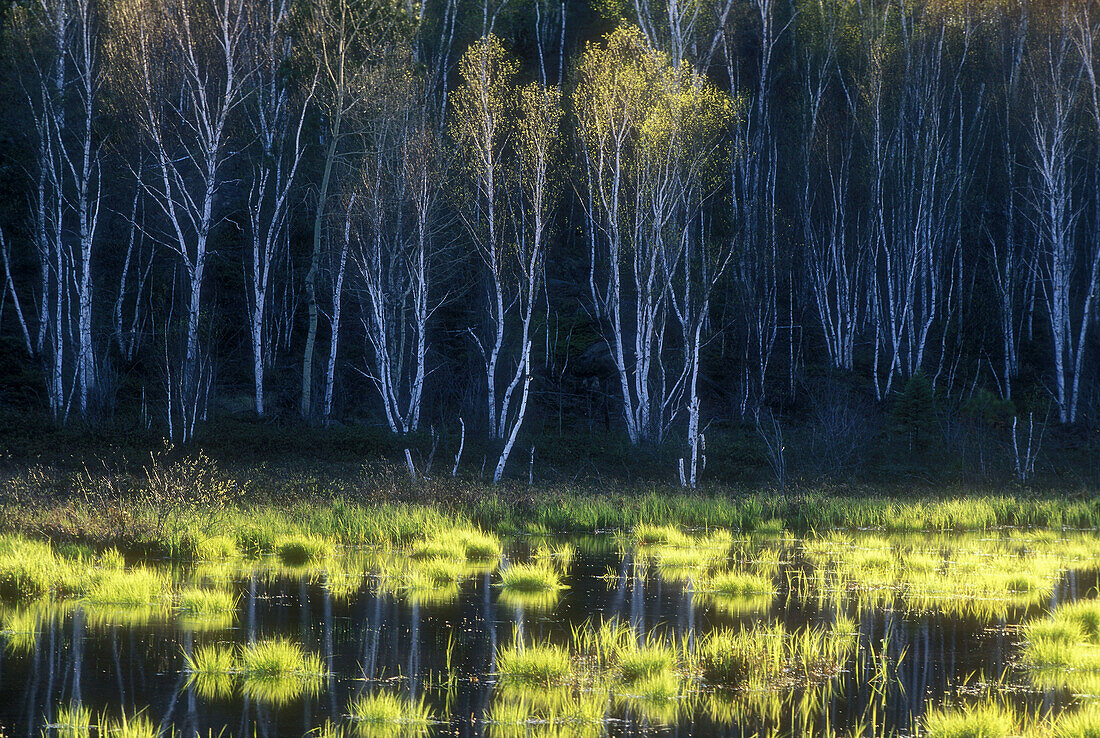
<box><xmin>497</xmin><ymin>643</ymin><xmax>572</xmax><ymax>685</ymax></box>
<box><xmin>499</xmin><ymin>563</ymin><xmax>563</xmax><ymax>593</ymax></box>
<box><xmin>347</xmin><ymin>692</ymin><xmax>432</xmax><ymax>726</ymax></box>
<box><xmin>922</xmin><ymin>702</ymin><xmax>1016</xmax><ymax>738</ymax></box>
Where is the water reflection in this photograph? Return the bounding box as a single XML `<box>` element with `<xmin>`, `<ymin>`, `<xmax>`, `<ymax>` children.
<box><xmin>5</xmin><ymin>531</ymin><xmax>1100</xmax><ymax>736</ymax></box>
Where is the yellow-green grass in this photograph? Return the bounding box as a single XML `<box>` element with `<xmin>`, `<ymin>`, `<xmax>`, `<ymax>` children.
<box><xmin>497</xmin><ymin>643</ymin><xmax>572</xmax><ymax>685</ymax></box>
<box><xmin>53</xmin><ymin>703</ymin><xmax>92</xmax><ymax>738</ymax></box>
<box><xmin>107</xmin><ymin>712</ymin><xmax>158</xmax><ymax>738</ymax></box>
<box><xmin>696</xmin><ymin>622</ymin><xmax>855</xmax><ymax>689</ymax></box>
<box><xmin>616</xmin><ymin>643</ymin><xmax>678</xmax><ymax>684</ymax></box>
<box><xmin>184</xmin><ymin>643</ymin><xmax>237</xmax><ymax>675</ymax></box>
<box><xmin>1051</xmin><ymin>704</ymin><xmax>1100</xmax><ymax>738</ymax></box>
<box><xmin>347</xmin><ymin>692</ymin><xmax>432</xmax><ymax>726</ymax></box>
<box><xmin>499</xmin><ymin>563</ymin><xmax>563</xmax><ymax>593</ymax></box>
<box><xmin>276</xmin><ymin>535</ymin><xmax>334</xmax><ymax>566</ymax></box>
<box><xmin>533</xmin><ymin>542</ymin><xmax>576</xmax><ymax>573</ymax></box>
<box><xmin>178</xmin><ymin>587</ymin><xmax>237</xmax><ymax>615</ymax></box>
<box><xmin>921</xmin><ymin>702</ymin><xmax>1016</xmax><ymax>738</ymax></box>
<box><xmin>83</xmin><ymin>567</ymin><xmax>169</xmax><ymax>606</ymax></box>
<box><xmin>699</xmin><ymin>570</ymin><xmax>774</xmax><ymax>597</ymax></box>
<box><xmin>240</xmin><ymin>638</ymin><xmax>326</xmax><ymax>679</ymax></box>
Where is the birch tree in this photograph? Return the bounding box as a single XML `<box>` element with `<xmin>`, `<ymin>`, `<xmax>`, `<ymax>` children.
<box><xmin>301</xmin><ymin>0</ymin><xmax>409</xmax><ymax>420</ymax></box>
<box><xmin>1029</xmin><ymin>5</ymin><xmax>1092</xmax><ymax>424</ymax></box>
<box><xmin>109</xmin><ymin>0</ymin><xmax>248</xmax><ymax>439</ymax></box>
<box><xmin>452</xmin><ymin>36</ymin><xmax>560</xmax><ymax>481</ymax></box>
<box><xmin>577</xmin><ymin>25</ymin><xmax>733</xmax><ymax>448</ymax></box>
<box><xmin>15</xmin><ymin>0</ymin><xmax>102</xmax><ymax>421</ymax></box>
<box><xmin>242</xmin><ymin>0</ymin><xmax>315</xmax><ymax>417</ymax></box>
<box><xmin>355</xmin><ymin>63</ymin><xmax>442</xmax><ymax>435</ymax></box>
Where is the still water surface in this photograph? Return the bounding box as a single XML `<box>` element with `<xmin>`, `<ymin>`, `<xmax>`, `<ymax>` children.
<box><xmin>0</xmin><ymin>531</ymin><xmax>1095</xmax><ymax>736</ymax></box>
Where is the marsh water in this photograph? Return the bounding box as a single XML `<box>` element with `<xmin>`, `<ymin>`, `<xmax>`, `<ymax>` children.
<box><xmin>2</xmin><ymin>530</ymin><xmax>1098</xmax><ymax>736</ymax></box>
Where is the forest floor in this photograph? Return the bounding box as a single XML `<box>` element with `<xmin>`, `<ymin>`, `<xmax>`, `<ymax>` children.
<box><xmin>1</xmin><ymin>407</ymin><xmax>1099</xmax><ymax>554</ymax></box>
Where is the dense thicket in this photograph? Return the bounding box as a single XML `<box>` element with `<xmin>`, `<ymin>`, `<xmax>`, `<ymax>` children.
<box><xmin>1</xmin><ymin>0</ymin><xmax>1098</xmax><ymax>484</ymax></box>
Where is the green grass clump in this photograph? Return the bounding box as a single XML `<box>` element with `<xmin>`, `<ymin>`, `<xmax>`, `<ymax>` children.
<box><xmin>1051</xmin><ymin>704</ymin><xmax>1100</xmax><ymax>738</ymax></box>
<box><xmin>499</xmin><ymin>563</ymin><xmax>563</xmax><ymax>593</ymax></box>
<box><xmin>194</xmin><ymin>535</ymin><xmax>238</xmax><ymax>560</ymax></box>
<box><xmin>107</xmin><ymin>713</ymin><xmax>158</xmax><ymax>738</ymax></box>
<box><xmin>497</xmin><ymin>643</ymin><xmax>572</xmax><ymax>685</ymax></box>
<box><xmin>53</xmin><ymin>703</ymin><xmax>93</xmax><ymax>738</ymax></box>
<box><xmin>1051</xmin><ymin>599</ymin><xmax>1100</xmax><ymax>643</ymax></box>
<box><xmin>184</xmin><ymin>643</ymin><xmax>237</xmax><ymax>675</ymax></box>
<box><xmin>83</xmin><ymin>567</ymin><xmax>168</xmax><ymax>606</ymax></box>
<box><xmin>410</xmin><ymin>558</ymin><xmax>467</xmax><ymax>587</ymax></box>
<box><xmin>0</xmin><ymin>538</ymin><xmax>61</xmax><ymax>599</ymax></box>
<box><xmin>178</xmin><ymin>587</ymin><xmax>237</xmax><ymax>615</ymax></box>
<box><xmin>696</xmin><ymin>622</ymin><xmax>854</xmax><ymax>690</ymax></box>
<box><xmin>697</xmin><ymin>624</ymin><xmax>785</xmax><ymax>685</ymax></box>
<box><xmin>458</xmin><ymin>530</ymin><xmax>503</xmax><ymax>560</ymax></box>
<box><xmin>276</xmin><ymin>535</ymin><xmax>333</xmax><ymax>565</ymax></box>
<box><xmin>236</xmin><ymin>525</ymin><xmax>277</xmax><ymax>558</ymax></box>
<box><xmin>347</xmin><ymin>692</ymin><xmax>432</xmax><ymax>726</ymax></box>
<box><xmin>98</xmin><ymin>548</ymin><xmax>125</xmax><ymax>569</ymax></box>
<box><xmin>921</xmin><ymin>702</ymin><xmax>1016</xmax><ymax>738</ymax></box>
<box><xmin>240</xmin><ymin>638</ymin><xmax>325</xmax><ymax>679</ymax></box>
<box><xmin>409</xmin><ymin>529</ymin><xmax>502</xmax><ymax>562</ymax></box>
<box><xmin>617</xmin><ymin>644</ymin><xmax>677</xmax><ymax>684</ymax></box>
<box><xmin>700</xmin><ymin>570</ymin><xmax>774</xmax><ymax>597</ymax></box>
<box><xmin>633</xmin><ymin>524</ymin><xmax>689</xmax><ymax>547</ymax></box>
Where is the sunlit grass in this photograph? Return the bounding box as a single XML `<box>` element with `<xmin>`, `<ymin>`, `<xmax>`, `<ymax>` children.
<box><xmin>276</xmin><ymin>535</ymin><xmax>334</xmax><ymax>566</ymax></box>
<box><xmin>695</xmin><ymin>621</ymin><xmax>855</xmax><ymax>690</ymax></box>
<box><xmin>499</xmin><ymin>563</ymin><xmax>563</xmax><ymax>593</ymax></box>
<box><xmin>52</xmin><ymin>703</ymin><xmax>92</xmax><ymax>738</ymax></box>
<box><xmin>347</xmin><ymin>691</ymin><xmax>432</xmax><ymax>726</ymax></box>
<box><xmin>698</xmin><ymin>570</ymin><xmax>774</xmax><ymax>597</ymax></box>
<box><xmin>1051</xmin><ymin>703</ymin><xmax>1100</xmax><ymax>738</ymax></box>
<box><xmin>107</xmin><ymin>712</ymin><xmax>158</xmax><ymax>738</ymax></box>
<box><xmin>178</xmin><ymin>586</ymin><xmax>237</xmax><ymax>615</ymax></box>
<box><xmin>184</xmin><ymin>643</ymin><xmax>237</xmax><ymax>675</ymax></box>
<box><xmin>83</xmin><ymin>567</ymin><xmax>168</xmax><ymax>606</ymax></box>
<box><xmin>497</xmin><ymin>642</ymin><xmax>572</xmax><ymax>685</ymax></box>
<box><xmin>616</xmin><ymin>643</ymin><xmax>677</xmax><ymax>684</ymax></box>
<box><xmin>240</xmin><ymin>637</ymin><xmax>325</xmax><ymax>678</ymax></box>
<box><xmin>921</xmin><ymin>702</ymin><xmax>1016</xmax><ymax>738</ymax></box>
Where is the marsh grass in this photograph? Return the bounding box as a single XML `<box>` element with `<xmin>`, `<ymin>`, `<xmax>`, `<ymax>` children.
<box><xmin>699</xmin><ymin>570</ymin><xmax>774</xmax><ymax>597</ymax></box>
<box><xmin>83</xmin><ymin>567</ymin><xmax>169</xmax><ymax>606</ymax></box>
<box><xmin>240</xmin><ymin>638</ymin><xmax>325</xmax><ymax>679</ymax></box>
<box><xmin>347</xmin><ymin>692</ymin><xmax>432</xmax><ymax>725</ymax></box>
<box><xmin>0</xmin><ymin>539</ymin><xmax>63</xmax><ymax>599</ymax></box>
<box><xmin>695</xmin><ymin>621</ymin><xmax>855</xmax><ymax>690</ymax></box>
<box><xmin>52</xmin><ymin>704</ymin><xmax>93</xmax><ymax>738</ymax></box>
<box><xmin>616</xmin><ymin>643</ymin><xmax>677</xmax><ymax>683</ymax></box>
<box><xmin>497</xmin><ymin>642</ymin><xmax>572</xmax><ymax>685</ymax></box>
<box><xmin>499</xmin><ymin>563</ymin><xmax>563</xmax><ymax>593</ymax></box>
<box><xmin>276</xmin><ymin>535</ymin><xmax>334</xmax><ymax>566</ymax></box>
<box><xmin>108</xmin><ymin>712</ymin><xmax>158</xmax><ymax>738</ymax></box>
<box><xmin>178</xmin><ymin>587</ymin><xmax>237</xmax><ymax>614</ymax></box>
<box><xmin>184</xmin><ymin>638</ymin><xmax>324</xmax><ymax>705</ymax></box>
<box><xmin>184</xmin><ymin>643</ymin><xmax>236</xmax><ymax>675</ymax></box>
<box><xmin>921</xmin><ymin>702</ymin><xmax>1016</xmax><ymax>738</ymax></box>
<box><xmin>1051</xmin><ymin>704</ymin><xmax>1100</xmax><ymax>738</ymax></box>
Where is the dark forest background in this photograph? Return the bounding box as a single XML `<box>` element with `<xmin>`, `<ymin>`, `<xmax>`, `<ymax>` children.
<box><xmin>1</xmin><ymin>0</ymin><xmax>1099</xmax><ymax>489</ymax></box>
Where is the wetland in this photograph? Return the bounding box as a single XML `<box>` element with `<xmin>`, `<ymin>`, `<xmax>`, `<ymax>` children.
<box><xmin>5</xmin><ymin>512</ymin><xmax>1100</xmax><ymax>737</ymax></box>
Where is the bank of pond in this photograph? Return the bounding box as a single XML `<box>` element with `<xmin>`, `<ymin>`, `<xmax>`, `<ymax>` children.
<box><xmin>5</xmin><ymin>520</ymin><xmax>1100</xmax><ymax>736</ymax></box>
